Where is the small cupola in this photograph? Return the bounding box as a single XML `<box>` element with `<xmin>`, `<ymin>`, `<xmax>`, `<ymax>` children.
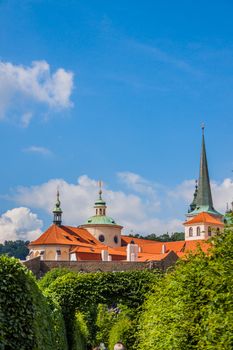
<box><xmin>53</xmin><ymin>189</ymin><xmax>63</xmax><ymax>226</ymax></box>
<box><xmin>94</xmin><ymin>181</ymin><xmax>107</xmax><ymax>216</ymax></box>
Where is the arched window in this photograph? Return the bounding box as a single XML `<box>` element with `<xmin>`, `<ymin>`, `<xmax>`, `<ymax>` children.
<box><xmin>197</xmin><ymin>226</ymin><xmax>201</xmax><ymax>236</ymax></box>
<box><xmin>189</xmin><ymin>227</ymin><xmax>193</xmax><ymax>237</ymax></box>
<box><xmin>99</xmin><ymin>208</ymin><xmax>102</xmax><ymax>215</ymax></box>
<box><xmin>96</xmin><ymin>209</ymin><xmax>98</xmax><ymax>215</ymax></box>
<box><xmin>216</xmin><ymin>227</ymin><xmax>220</xmax><ymax>234</ymax></box>
<box><xmin>208</xmin><ymin>226</ymin><xmax>211</xmax><ymax>236</ymax></box>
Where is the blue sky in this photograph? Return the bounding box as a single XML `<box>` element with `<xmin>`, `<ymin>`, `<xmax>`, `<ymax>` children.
<box><xmin>0</xmin><ymin>0</ymin><xmax>233</xmax><ymax>239</ymax></box>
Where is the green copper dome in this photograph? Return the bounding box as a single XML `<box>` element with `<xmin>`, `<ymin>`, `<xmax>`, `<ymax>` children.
<box><xmin>84</xmin><ymin>215</ymin><xmax>117</xmax><ymax>225</ymax></box>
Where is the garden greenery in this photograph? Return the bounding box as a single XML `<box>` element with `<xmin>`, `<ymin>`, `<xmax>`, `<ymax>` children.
<box><xmin>0</xmin><ymin>255</ymin><xmax>67</xmax><ymax>350</ymax></box>
<box><xmin>1</xmin><ymin>226</ymin><xmax>233</xmax><ymax>349</ymax></box>
<box><xmin>137</xmin><ymin>229</ymin><xmax>233</xmax><ymax>350</ymax></box>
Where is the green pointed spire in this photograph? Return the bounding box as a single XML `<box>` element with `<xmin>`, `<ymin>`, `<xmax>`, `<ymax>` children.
<box><xmin>188</xmin><ymin>125</ymin><xmax>222</xmax><ymax>217</ymax></box>
<box><xmin>53</xmin><ymin>189</ymin><xmax>62</xmax><ymax>225</ymax></box>
<box><xmin>195</xmin><ymin>125</ymin><xmax>214</xmax><ymax>208</ymax></box>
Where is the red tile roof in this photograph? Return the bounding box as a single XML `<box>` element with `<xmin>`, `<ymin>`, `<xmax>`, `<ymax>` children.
<box><xmin>29</xmin><ymin>224</ymin><xmax>211</xmax><ymax>262</ymax></box>
<box><xmin>184</xmin><ymin>212</ymin><xmax>224</xmax><ymax>226</ymax></box>
<box><xmin>30</xmin><ymin>224</ymin><xmax>100</xmax><ymax>246</ymax></box>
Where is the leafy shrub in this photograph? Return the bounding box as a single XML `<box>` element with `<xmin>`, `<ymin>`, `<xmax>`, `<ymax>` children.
<box><xmin>0</xmin><ymin>255</ymin><xmax>67</xmax><ymax>350</ymax></box>
<box><xmin>72</xmin><ymin>311</ymin><xmax>90</xmax><ymax>350</ymax></box>
<box><xmin>46</xmin><ymin>270</ymin><xmax>160</xmax><ymax>348</ymax></box>
<box><xmin>137</xmin><ymin>230</ymin><xmax>233</xmax><ymax>350</ymax></box>
<box><xmin>108</xmin><ymin>316</ymin><xmax>132</xmax><ymax>350</ymax></box>
<box><xmin>95</xmin><ymin>304</ymin><xmax>117</xmax><ymax>347</ymax></box>
<box><xmin>38</xmin><ymin>267</ymin><xmax>71</xmax><ymax>290</ymax></box>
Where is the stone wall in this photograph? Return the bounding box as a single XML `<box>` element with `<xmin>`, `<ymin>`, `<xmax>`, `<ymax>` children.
<box><xmin>23</xmin><ymin>251</ymin><xmax>178</xmax><ymax>278</ymax></box>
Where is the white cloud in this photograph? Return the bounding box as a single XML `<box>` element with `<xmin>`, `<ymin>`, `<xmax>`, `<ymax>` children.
<box><xmin>23</xmin><ymin>146</ymin><xmax>52</xmax><ymax>156</ymax></box>
<box><xmin>10</xmin><ymin>173</ymin><xmax>232</xmax><ymax>237</ymax></box>
<box><xmin>0</xmin><ymin>207</ymin><xmax>43</xmax><ymax>243</ymax></box>
<box><xmin>212</xmin><ymin>178</ymin><xmax>233</xmax><ymax>212</ymax></box>
<box><xmin>12</xmin><ymin>174</ymin><xmax>183</xmax><ymax>235</ymax></box>
<box><xmin>0</xmin><ymin>60</ymin><xmax>74</xmax><ymax>125</ymax></box>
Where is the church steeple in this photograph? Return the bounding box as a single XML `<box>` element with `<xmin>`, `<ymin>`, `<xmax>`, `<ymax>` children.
<box><xmin>187</xmin><ymin>125</ymin><xmax>222</xmax><ymax>218</ymax></box>
<box><xmin>53</xmin><ymin>189</ymin><xmax>62</xmax><ymax>226</ymax></box>
<box><xmin>195</xmin><ymin>125</ymin><xmax>214</xmax><ymax>209</ymax></box>
<box><xmin>94</xmin><ymin>181</ymin><xmax>107</xmax><ymax>216</ymax></box>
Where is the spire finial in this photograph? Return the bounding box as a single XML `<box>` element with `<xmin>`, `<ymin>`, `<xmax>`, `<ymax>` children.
<box><xmin>98</xmin><ymin>180</ymin><xmax>102</xmax><ymax>199</ymax></box>
<box><xmin>201</xmin><ymin>122</ymin><xmax>205</xmax><ymax>135</ymax></box>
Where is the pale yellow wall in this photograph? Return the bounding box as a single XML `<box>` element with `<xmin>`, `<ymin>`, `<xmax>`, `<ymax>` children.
<box><xmin>28</xmin><ymin>245</ymin><xmax>70</xmax><ymax>261</ymax></box>
<box><xmin>83</xmin><ymin>225</ymin><xmax>122</xmax><ymax>247</ymax></box>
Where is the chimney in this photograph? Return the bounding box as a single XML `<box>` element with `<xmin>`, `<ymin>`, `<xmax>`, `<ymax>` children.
<box><xmin>101</xmin><ymin>250</ymin><xmax>109</xmax><ymax>261</ymax></box>
<box><xmin>127</xmin><ymin>243</ymin><xmax>139</xmax><ymax>261</ymax></box>
<box><xmin>161</xmin><ymin>244</ymin><xmax>166</xmax><ymax>254</ymax></box>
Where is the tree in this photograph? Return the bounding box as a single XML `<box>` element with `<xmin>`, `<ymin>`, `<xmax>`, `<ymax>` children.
<box><xmin>137</xmin><ymin>229</ymin><xmax>233</xmax><ymax>350</ymax></box>
<box><xmin>0</xmin><ymin>240</ymin><xmax>29</xmax><ymax>260</ymax></box>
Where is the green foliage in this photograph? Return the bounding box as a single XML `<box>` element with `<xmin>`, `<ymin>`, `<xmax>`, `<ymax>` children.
<box><xmin>46</xmin><ymin>270</ymin><xmax>160</xmax><ymax>348</ymax></box>
<box><xmin>38</xmin><ymin>267</ymin><xmax>71</xmax><ymax>290</ymax></box>
<box><xmin>108</xmin><ymin>316</ymin><xmax>132</xmax><ymax>350</ymax></box>
<box><xmin>0</xmin><ymin>255</ymin><xmax>67</xmax><ymax>350</ymax></box>
<box><xmin>0</xmin><ymin>240</ymin><xmax>29</xmax><ymax>260</ymax></box>
<box><xmin>137</xmin><ymin>230</ymin><xmax>233</xmax><ymax>350</ymax></box>
<box><xmin>95</xmin><ymin>304</ymin><xmax>117</xmax><ymax>346</ymax></box>
<box><xmin>72</xmin><ymin>311</ymin><xmax>90</xmax><ymax>350</ymax></box>
<box><xmin>47</xmin><ymin>270</ymin><xmax>160</xmax><ymax>312</ymax></box>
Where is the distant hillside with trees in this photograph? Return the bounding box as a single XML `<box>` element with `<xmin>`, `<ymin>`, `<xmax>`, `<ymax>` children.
<box><xmin>128</xmin><ymin>231</ymin><xmax>185</xmax><ymax>241</ymax></box>
<box><xmin>0</xmin><ymin>240</ymin><xmax>29</xmax><ymax>260</ymax></box>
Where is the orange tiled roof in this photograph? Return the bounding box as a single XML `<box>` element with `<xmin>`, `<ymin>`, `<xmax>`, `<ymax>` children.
<box><xmin>184</xmin><ymin>212</ymin><xmax>224</xmax><ymax>226</ymax></box>
<box><xmin>29</xmin><ymin>224</ymin><xmax>211</xmax><ymax>262</ymax></box>
<box><xmin>29</xmin><ymin>224</ymin><xmax>101</xmax><ymax>246</ymax></box>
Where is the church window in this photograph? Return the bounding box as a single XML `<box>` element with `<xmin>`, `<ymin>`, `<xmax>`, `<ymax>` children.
<box><xmin>216</xmin><ymin>227</ymin><xmax>220</xmax><ymax>234</ymax></box>
<box><xmin>189</xmin><ymin>227</ymin><xmax>193</xmax><ymax>237</ymax></box>
<box><xmin>114</xmin><ymin>236</ymin><xmax>118</xmax><ymax>244</ymax></box>
<box><xmin>96</xmin><ymin>209</ymin><xmax>98</xmax><ymax>215</ymax></box>
<box><xmin>208</xmin><ymin>227</ymin><xmax>212</xmax><ymax>236</ymax></box>
<box><xmin>99</xmin><ymin>234</ymin><xmax>105</xmax><ymax>242</ymax></box>
<box><xmin>100</xmin><ymin>208</ymin><xmax>102</xmax><ymax>215</ymax></box>
<box><xmin>197</xmin><ymin>227</ymin><xmax>201</xmax><ymax>236</ymax></box>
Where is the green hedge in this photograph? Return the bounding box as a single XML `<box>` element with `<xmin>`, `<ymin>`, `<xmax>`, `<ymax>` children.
<box><xmin>46</xmin><ymin>270</ymin><xmax>160</xmax><ymax>348</ymax></box>
<box><xmin>38</xmin><ymin>267</ymin><xmax>71</xmax><ymax>290</ymax></box>
<box><xmin>137</xmin><ymin>230</ymin><xmax>233</xmax><ymax>350</ymax></box>
<box><xmin>0</xmin><ymin>255</ymin><xmax>67</xmax><ymax>350</ymax></box>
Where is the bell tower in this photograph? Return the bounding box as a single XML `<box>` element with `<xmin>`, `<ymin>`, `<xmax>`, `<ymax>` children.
<box><xmin>53</xmin><ymin>189</ymin><xmax>63</xmax><ymax>226</ymax></box>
